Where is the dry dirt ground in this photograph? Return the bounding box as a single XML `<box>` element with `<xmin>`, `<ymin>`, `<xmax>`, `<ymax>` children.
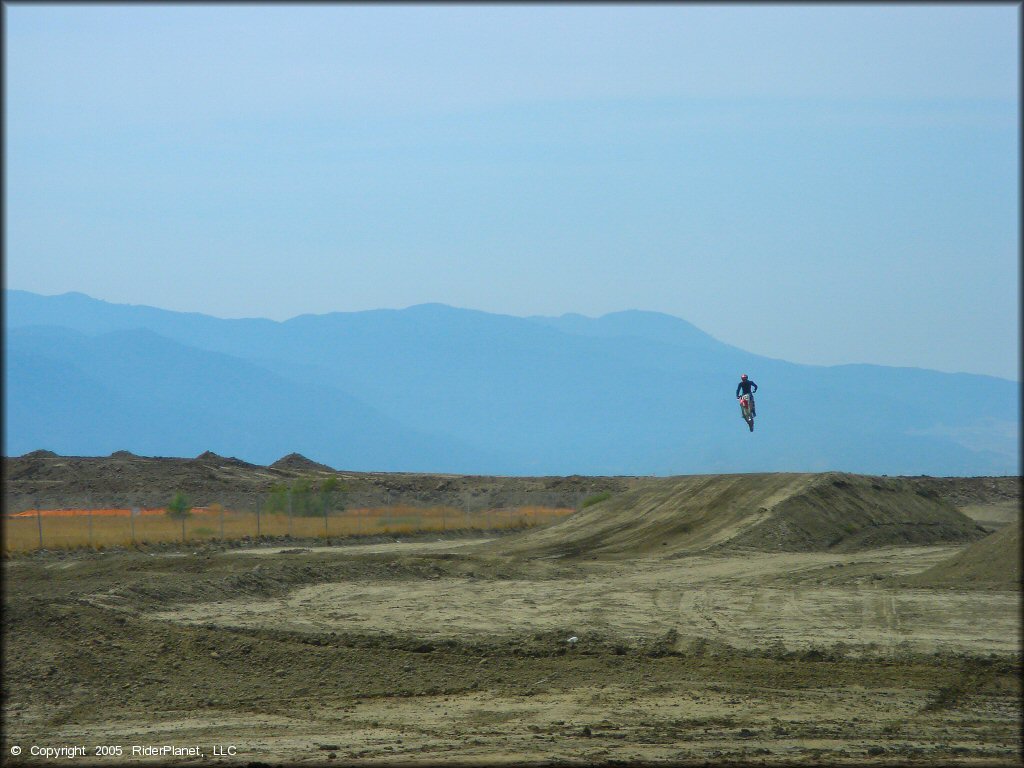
<box><xmin>2</xmin><ymin>462</ymin><xmax>1021</xmax><ymax>767</ymax></box>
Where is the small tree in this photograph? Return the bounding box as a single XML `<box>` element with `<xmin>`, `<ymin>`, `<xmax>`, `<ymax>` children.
<box><xmin>319</xmin><ymin>476</ymin><xmax>346</xmax><ymax>515</ymax></box>
<box><xmin>262</xmin><ymin>477</ymin><xmax>347</xmax><ymax>523</ymax></box>
<box><xmin>166</xmin><ymin>491</ymin><xmax>192</xmax><ymax>542</ymax></box>
<box><xmin>291</xmin><ymin>477</ymin><xmax>317</xmax><ymax>516</ymax></box>
<box><xmin>265</xmin><ymin>483</ymin><xmax>289</xmax><ymax>514</ymax></box>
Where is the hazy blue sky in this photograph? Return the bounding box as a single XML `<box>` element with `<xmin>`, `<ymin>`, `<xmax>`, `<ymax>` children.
<box><xmin>5</xmin><ymin>4</ymin><xmax>1019</xmax><ymax>380</ymax></box>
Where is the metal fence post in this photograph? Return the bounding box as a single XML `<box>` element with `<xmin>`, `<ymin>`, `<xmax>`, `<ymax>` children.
<box><xmin>130</xmin><ymin>506</ymin><xmax>137</xmax><ymax>544</ymax></box>
<box><xmin>287</xmin><ymin>488</ymin><xmax>293</xmax><ymax>536</ymax></box>
<box><xmin>36</xmin><ymin>503</ymin><xmax>43</xmax><ymax>550</ymax></box>
<box><xmin>256</xmin><ymin>497</ymin><xmax>261</xmax><ymax>538</ymax></box>
<box><xmin>220</xmin><ymin>504</ymin><xmax>225</xmax><ymax>540</ymax></box>
<box><xmin>88</xmin><ymin>508</ymin><xmax>93</xmax><ymax>548</ymax></box>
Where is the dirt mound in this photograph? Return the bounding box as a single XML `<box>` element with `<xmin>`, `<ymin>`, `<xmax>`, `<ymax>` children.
<box><xmin>902</xmin><ymin>521</ymin><xmax>1021</xmax><ymax>589</ymax></box>
<box><xmin>726</xmin><ymin>473</ymin><xmax>989</xmax><ymax>553</ymax></box>
<box><xmin>908</xmin><ymin>476</ymin><xmax>1022</xmax><ymax>531</ymax></box>
<box><xmin>492</xmin><ymin>472</ymin><xmax>989</xmax><ymax>560</ymax></box>
<box><xmin>901</xmin><ymin>475</ymin><xmax>1021</xmax><ymax>508</ymax></box>
<box><xmin>20</xmin><ymin>449</ymin><xmax>58</xmax><ymax>459</ymax></box>
<box><xmin>194</xmin><ymin>450</ymin><xmax>225</xmax><ymax>461</ymax></box>
<box><xmin>269</xmin><ymin>453</ymin><xmax>335</xmax><ymax>472</ymax></box>
<box><xmin>192</xmin><ymin>450</ymin><xmax>253</xmax><ymax>467</ymax></box>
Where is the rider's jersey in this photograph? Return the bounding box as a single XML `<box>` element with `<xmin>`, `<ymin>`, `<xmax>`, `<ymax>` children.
<box><xmin>736</xmin><ymin>379</ymin><xmax>758</xmax><ymax>397</ymax></box>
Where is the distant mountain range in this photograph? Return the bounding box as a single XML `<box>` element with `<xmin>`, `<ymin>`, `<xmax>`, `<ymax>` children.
<box><xmin>5</xmin><ymin>289</ymin><xmax>1019</xmax><ymax>476</ymax></box>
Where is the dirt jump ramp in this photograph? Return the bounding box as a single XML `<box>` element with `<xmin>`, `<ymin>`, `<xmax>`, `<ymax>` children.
<box><xmin>902</xmin><ymin>520</ymin><xmax>1021</xmax><ymax>589</ymax></box>
<box><xmin>491</xmin><ymin>472</ymin><xmax>990</xmax><ymax>560</ymax></box>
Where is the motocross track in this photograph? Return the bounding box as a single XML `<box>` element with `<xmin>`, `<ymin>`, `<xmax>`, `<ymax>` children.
<box><xmin>2</xmin><ymin>456</ymin><xmax>1021</xmax><ymax>767</ymax></box>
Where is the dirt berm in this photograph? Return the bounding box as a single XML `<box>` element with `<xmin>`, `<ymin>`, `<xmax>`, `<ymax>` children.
<box><xmin>901</xmin><ymin>520</ymin><xmax>1021</xmax><ymax>589</ymax></box>
<box><xmin>487</xmin><ymin>471</ymin><xmax>991</xmax><ymax>559</ymax></box>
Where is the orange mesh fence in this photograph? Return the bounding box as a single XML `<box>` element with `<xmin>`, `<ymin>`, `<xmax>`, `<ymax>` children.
<box><xmin>8</xmin><ymin>508</ymin><xmax>204</xmax><ymax>518</ymax></box>
<box><xmin>2</xmin><ymin>505</ymin><xmax>574</xmax><ymax>553</ymax></box>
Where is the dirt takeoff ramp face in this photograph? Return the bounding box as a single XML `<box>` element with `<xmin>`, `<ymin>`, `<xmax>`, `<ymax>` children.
<box><xmin>902</xmin><ymin>520</ymin><xmax>1021</xmax><ymax>589</ymax></box>
<box><xmin>487</xmin><ymin>472</ymin><xmax>990</xmax><ymax>560</ymax></box>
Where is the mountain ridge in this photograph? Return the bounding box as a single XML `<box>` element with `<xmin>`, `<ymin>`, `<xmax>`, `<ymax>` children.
<box><xmin>4</xmin><ymin>289</ymin><xmax>1018</xmax><ymax>475</ymax></box>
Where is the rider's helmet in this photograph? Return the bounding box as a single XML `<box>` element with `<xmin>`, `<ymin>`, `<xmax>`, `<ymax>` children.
<box><xmin>741</xmin><ymin>374</ymin><xmax>747</xmax><ymax>380</ymax></box>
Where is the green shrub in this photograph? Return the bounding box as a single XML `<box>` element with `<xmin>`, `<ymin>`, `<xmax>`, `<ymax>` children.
<box><xmin>166</xmin><ymin>492</ymin><xmax>191</xmax><ymax>519</ymax></box>
<box><xmin>924</xmin><ymin>682</ymin><xmax>969</xmax><ymax>711</ymax></box>
<box><xmin>264</xmin><ymin>477</ymin><xmax>347</xmax><ymax>516</ymax></box>
<box><xmin>166</xmin><ymin>491</ymin><xmax>191</xmax><ymax>542</ymax></box>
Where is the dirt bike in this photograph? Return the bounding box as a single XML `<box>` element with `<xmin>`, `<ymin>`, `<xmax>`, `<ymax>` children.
<box><xmin>738</xmin><ymin>394</ymin><xmax>754</xmax><ymax>432</ymax></box>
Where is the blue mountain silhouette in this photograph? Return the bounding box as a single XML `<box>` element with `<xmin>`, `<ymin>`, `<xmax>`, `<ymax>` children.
<box><xmin>5</xmin><ymin>290</ymin><xmax>1017</xmax><ymax>475</ymax></box>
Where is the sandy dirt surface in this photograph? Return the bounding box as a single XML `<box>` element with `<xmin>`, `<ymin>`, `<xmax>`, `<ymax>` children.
<box><xmin>3</xmin><ymin>469</ymin><xmax>1021</xmax><ymax>766</ymax></box>
<box><xmin>155</xmin><ymin>544</ymin><xmax>1018</xmax><ymax>657</ymax></box>
<box><xmin>957</xmin><ymin>501</ymin><xmax>1020</xmax><ymax>529</ymax></box>
<box><xmin>221</xmin><ymin>537</ymin><xmax>496</xmax><ymax>558</ymax></box>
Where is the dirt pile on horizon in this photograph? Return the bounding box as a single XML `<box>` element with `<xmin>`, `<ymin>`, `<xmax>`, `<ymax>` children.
<box><xmin>491</xmin><ymin>472</ymin><xmax>990</xmax><ymax>560</ymax></box>
<box><xmin>269</xmin><ymin>452</ymin><xmax>336</xmax><ymax>473</ymax></box>
<box><xmin>902</xmin><ymin>521</ymin><xmax>1021</xmax><ymax>589</ymax></box>
<box><xmin>2</xmin><ymin>452</ymin><xmax>634</xmax><ymax>513</ymax></box>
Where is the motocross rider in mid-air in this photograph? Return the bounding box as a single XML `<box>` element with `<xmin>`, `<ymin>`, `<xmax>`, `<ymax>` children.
<box><xmin>736</xmin><ymin>374</ymin><xmax>757</xmax><ymax>417</ymax></box>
